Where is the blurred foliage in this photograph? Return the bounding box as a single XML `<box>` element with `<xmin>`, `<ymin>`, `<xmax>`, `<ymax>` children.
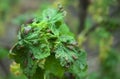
<box><xmin>0</xmin><ymin>0</ymin><xmax>19</xmax><ymax>35</ymax></box>
<box><xmin>86</xmin><ymin>0</ymin><xmax>120</xmax><ymax>79</ymax></box>
<box><xmin>89</xmin><ymin>0</ymin><xmax>116</xmax><ymax>22</ymax></box>
<box><xmin>0</xmin><ymin>47</ymin><xmax>8</xmax><ymax>59</ymax></box>
<box><xmin>89</xmin><ymin>0</ymin><xmax>120</xmax><ymax>29</ymax></box>
<box><xmin>88</xmin><ymin>27</ymin><xmax>119</xmax><ymax>79</ymax></box>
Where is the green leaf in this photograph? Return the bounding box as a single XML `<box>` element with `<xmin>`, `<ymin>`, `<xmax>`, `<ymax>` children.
<box><xmin>31</xmin><ymin>67</ymin><xmax>44</xmax><ymax>79</ymax></box>
<box><xmin>30</xmin><ymin>45</ymin><xmax>50</xmax><ymax>60</ymax></box>
<box><xmin>45</xmin><ymin>55</ymin><xmax>65</xmax><ymax>78</ymax></box>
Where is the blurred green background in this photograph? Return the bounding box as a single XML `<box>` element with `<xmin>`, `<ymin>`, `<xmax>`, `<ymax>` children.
<box><xmin>0</xmin><ymin>0</ymin><xmax>120</xmax><ymax>79</ymax></box>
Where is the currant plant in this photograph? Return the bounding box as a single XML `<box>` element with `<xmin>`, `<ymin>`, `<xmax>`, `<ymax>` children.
<box><xmin>9</xmin><ymin>6</ymin><xmax>87</xmax><ymax>79</ymax></box>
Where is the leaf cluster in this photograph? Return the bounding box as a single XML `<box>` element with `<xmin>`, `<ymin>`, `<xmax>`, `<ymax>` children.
<box><xmin>9</xmin><ymin>8</ymin><xmax>87</xmax><ymax>79</ymax></box>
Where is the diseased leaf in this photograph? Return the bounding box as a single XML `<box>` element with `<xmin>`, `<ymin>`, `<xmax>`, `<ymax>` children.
<box><xmin>55</xmin><ymin>43</ymin><xmax>78</xmax><ymax>66</ymax></box>
<box><xmin>69</xmin><ymin>50</ymin><xmax>87</xmax><ymax>79</ymax></box>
